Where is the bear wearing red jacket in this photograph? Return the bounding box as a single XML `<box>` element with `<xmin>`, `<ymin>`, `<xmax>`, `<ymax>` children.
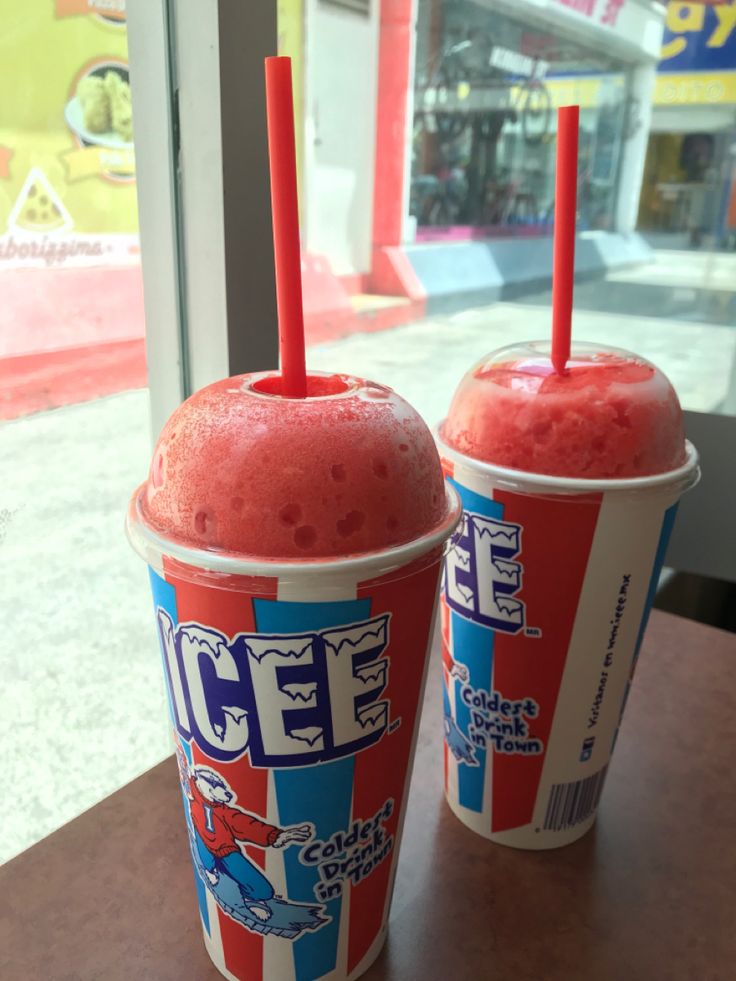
<box><xmin>177</xmin><ymin>747</ymin><xmax>311</xmax><ymax>923</ymax></box>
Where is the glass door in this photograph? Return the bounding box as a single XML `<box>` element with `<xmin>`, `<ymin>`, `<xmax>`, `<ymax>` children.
<box><xmin>0</xmin><ymin>0</ymin><xmax>168</xmax><ymax>863</ymax></box>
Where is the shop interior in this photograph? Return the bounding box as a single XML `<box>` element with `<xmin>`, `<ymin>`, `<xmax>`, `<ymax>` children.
<box><xmin>638</xmin><ymin>131</ymin><xmax>733</xmax><ymax>247</ymax></box>
<box><xmin>411</xmin><ymin>0</ymin><xmax>629</xmax><ymax>240</ymax></box>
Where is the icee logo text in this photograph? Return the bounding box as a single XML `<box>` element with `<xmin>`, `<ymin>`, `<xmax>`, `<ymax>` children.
<box><xmin>156</xmin><ymin>610</ymin><xmax>391</xmax><ymax>767</ymax></box>
<box><xmin>443</xmin><ymin>511</ymin><xmax>525</xmax><ymax>633</ymax></box>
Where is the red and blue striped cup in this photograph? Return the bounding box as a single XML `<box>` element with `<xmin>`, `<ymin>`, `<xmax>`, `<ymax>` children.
<box><xmin>127</xmin><ymin>486</ymin><xmax>460</xmax><ymax>980</ymax></box>
<box><xmin>437</xmin><ymin>434</ymin><xmax>699</xmax><ymax>849</ymax></box>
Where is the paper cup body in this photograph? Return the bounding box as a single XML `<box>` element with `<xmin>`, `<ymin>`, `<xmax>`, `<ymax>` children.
<box><xmin>127</xmin><ymin>489</ymin><xmax>460</xmax><ymax>981</ymax></box>
<box><xmin>438</xmin><ymin>436</ymin><xmax>699</xmax><ymax>850</ymax></box>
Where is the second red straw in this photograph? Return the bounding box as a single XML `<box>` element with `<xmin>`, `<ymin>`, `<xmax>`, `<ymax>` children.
<box><xmin>265</xmin><ymin>56</ymin><xmax>307</xmax><ymax>398</ymax></box>
<box><xmin>551</xmin><ymin>105</ymin><xmax>579</xmax><ymax>376</ymax></box>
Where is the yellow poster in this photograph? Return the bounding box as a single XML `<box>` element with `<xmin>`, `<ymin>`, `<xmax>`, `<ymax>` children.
<box><xmin>0</xmin><ymin>0</ymin><xmax>138</xmax><ymax>268</ymax></box>
<box><xmin>278</xmin><ymin>0</ymin><xmax>304</xmax><ymax>203</ymax></box>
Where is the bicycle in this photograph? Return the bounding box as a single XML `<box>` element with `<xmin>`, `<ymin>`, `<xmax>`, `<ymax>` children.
<box><xmin>415</xmin><ymin>30</ymin><xmax>553</xmax><ymax>148</ymax></box>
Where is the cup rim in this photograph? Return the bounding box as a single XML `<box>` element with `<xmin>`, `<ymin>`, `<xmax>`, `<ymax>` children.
<box><xmin>126</xmin><ymin>483</ymin><xmax>463</xmax><ymax>579</ymax></box>
<box><xmin>435</xmin><ymin>428</ymin><xmax>700</xmax><ymax>496</ymax></box>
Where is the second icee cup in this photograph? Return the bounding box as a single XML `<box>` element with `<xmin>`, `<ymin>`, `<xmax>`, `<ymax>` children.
<box><xmin>438</xmin><ymin>342</ymin><xmax>699</xmax><ymax>849</ymax></box>
<box><xmin>127</xmin><ymin>370</ymin><xmax>461</xmax><ymax>981</ymax></box>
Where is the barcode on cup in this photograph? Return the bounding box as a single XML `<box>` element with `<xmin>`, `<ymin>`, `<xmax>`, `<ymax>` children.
<box><xmin>542</xmin><ymin>766</ymin><xmax>608</xmax><ymax>832</ymax></box>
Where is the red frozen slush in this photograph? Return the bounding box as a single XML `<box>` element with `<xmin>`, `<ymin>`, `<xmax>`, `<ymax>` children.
<box><xmin>441</xmin><ymin>342</ymin><xmax>687</xmax><ymax>478</ymax></box>
<box><xmin>141</xmin><ymin>371</ymin><xmax>448</xmax><ymax>559</ymax></box>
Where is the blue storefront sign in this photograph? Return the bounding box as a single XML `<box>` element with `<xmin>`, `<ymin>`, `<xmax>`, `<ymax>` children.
<box><xmin>660</xmin><ymin>1</ymin><xmax>736</xmax><ymax>72</ymax></box>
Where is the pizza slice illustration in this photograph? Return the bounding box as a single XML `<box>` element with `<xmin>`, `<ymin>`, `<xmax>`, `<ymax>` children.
<box><xmin>7</xmin><ymin>167</ymin><xmax>72</xmax><ymax>233</ymax></box>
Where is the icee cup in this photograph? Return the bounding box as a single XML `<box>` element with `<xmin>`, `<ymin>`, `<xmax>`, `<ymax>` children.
<box><xmin>126</xmin><ymin>370</ymin><xmax>461</xmax><ymax>981</ymax></box>
<box><xmin>436</xmin><ymin>342</ymin><xmax>700</xmax><ymax>849</ymax></box>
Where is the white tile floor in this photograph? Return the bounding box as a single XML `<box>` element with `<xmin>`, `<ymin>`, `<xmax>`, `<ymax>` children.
<box><xmin>2</xmin><ymin>272</ymin><xmax>735</xmax><ymax>863</ymax></box>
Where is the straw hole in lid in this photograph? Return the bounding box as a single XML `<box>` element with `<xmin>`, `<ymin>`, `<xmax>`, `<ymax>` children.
<box><xmin>252</xmin><ymin>374</ymin><xmax>350</xmax><ymax>397</ymax></box>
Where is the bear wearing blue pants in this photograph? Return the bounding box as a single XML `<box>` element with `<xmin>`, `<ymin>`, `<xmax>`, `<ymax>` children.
<box><xmin>177</xmin><ymin>747</ymin><xmax>311</xmax><ymax>924</ymax></box>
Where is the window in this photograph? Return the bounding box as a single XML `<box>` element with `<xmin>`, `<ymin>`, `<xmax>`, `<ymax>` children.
<box><xmin>0</xmin><ymin>1</ymin><xmax>168</xmax><ymax>863</ymax></box>
<box><xmin>412</xmin><ymin>1</ymin><xmax>628</xmax><ymax>237</ymax></box>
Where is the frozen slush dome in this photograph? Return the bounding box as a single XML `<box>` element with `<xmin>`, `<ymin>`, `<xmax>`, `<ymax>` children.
<box><xmin>441</xmin><ymin>341</ymin><xmax>687</xmax><ymax>479</ymax></box>
<box><xmin>142</xmin><ymin>372</ymin><xmax>448</xmax><ymax>559</ymax></box>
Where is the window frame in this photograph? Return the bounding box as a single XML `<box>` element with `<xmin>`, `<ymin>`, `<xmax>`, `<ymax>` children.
<box><xmin>127</xmin><ymin>0</ymin><xmax>279</xmax><ymax>440</ymax></box>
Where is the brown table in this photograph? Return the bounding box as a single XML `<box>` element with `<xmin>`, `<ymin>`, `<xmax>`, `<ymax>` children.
<box><xmin>2</xmin><ymin>610</ymin><xmax>735</xmax><ymax>981</ymax></box>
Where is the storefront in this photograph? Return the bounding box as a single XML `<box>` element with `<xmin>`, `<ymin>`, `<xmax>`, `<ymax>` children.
<box><xmin>292</xmin><ymin>0</ymin><xmax>668</xmax><ymax>313</ymax></box>
<box><xmin>410</xmin><ymin>0</ymin><xmax>631</xmax><ymax>240</ymax></box>
<box><xmin>638</xmin><ymin>0</ymin><xmax>736</xmax><ymax>246</ymax></box>
<box><xmin>367</xmin><ymin>0</ymin><xmax>666</xmax><ymax>306</ymax></box>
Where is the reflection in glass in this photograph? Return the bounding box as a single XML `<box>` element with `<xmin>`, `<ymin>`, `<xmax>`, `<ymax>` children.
<box><xmin>412</xmin><ymin>0</ymin><xmax>627</xmax><ymax>238</ymax></box>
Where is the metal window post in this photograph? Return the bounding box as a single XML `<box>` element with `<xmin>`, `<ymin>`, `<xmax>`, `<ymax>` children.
<box><xmin>127</xmin><ymin>0</ymin><xmax>279</xmax><ymax>441</ymax></box>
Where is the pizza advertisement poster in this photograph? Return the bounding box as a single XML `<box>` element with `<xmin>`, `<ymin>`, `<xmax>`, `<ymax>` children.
<box><xmin>0</xmin><ymin>1</ymin><xmax>138</xmax><ymax>268</ymax></box>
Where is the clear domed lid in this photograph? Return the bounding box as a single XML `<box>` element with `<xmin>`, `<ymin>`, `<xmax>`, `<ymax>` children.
<box><xmin>136</xmin><ymin>370</ymin><xmax>452</xmax><ymax>559</ymax></box>
<box><xmin>441</xmin><ymin>341</ymin><xmax>687</xmax><ymax>479</ymax></box>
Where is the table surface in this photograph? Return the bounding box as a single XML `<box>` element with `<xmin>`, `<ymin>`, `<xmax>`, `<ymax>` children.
<box><xmin>2</xmin><ymin>610</ymin><xmax>735</xmax><ymax>981</ymax></box>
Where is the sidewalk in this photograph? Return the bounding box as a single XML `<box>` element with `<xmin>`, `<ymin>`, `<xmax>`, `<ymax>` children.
<box><xmin>308</xmin><ymin>292</ymin><xmax>736</xmax><ymax>422</ymax></box>
<box><xmin>0</xmin><ymin>266</ymin><xmax>146</xmax><ymax>420</ymax></box>
<box><xmin>0</xmin><ymin>263</ymin><xmax>419</xmax><ymax>420</ymax></box>
<box><xmin>3</xmin><ymin>248</ymin><xmax>735</xmax><ymax>421</ymax></box>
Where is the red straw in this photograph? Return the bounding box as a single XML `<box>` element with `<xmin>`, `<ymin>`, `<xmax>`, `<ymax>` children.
<box><xmin>265</xmin><ymin>56</ymin><xmax>307</xmax><ymax>398</ymax></box>
<box><xmin>551</xmin><ymin>105</ymin><xmax>579</xmax><ymax>376</ymax></box>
